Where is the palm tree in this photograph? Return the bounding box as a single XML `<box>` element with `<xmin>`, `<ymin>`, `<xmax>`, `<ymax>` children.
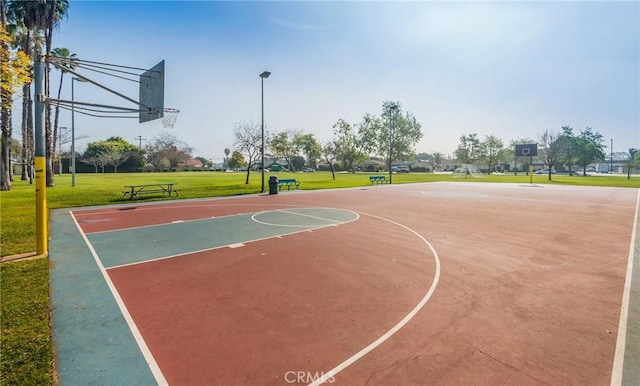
<box><xmin>50</xmin><ymin>47</ymin><xmax>76</xmax><ymax>172</ymax></box>
<box><xmin>6</xmin><ymin>0</ymin><xmax>48</xmax><ymax>183</ymax></box>
<box><xmin>43</xmin><ymin>0</ymin><xmax>69</xmax><ymax>186</ymax></box>
<box><xmin>0</xmin><ymin>4</ymin><xmax>31</xmax><ymax>190</ymax></box>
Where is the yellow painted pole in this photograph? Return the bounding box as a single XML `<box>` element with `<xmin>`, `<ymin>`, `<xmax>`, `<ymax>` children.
<box><xmin>529</xmin><ymin>164</ymin><xmax>533</xmax><ymax>184</ymax></box>
<box><xmin>35</xmin><ymin>157</ymin><xmax>47</xmax><ymax>254</ymax></box>
<box><xmin>34</xmin><ymin>52</ymin><xmax>48</xmax><ymax>255</ymax></box>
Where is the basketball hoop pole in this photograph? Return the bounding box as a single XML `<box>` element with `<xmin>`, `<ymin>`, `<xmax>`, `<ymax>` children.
<box><xmin>530</xmin><ymin>155</ymin><xmax>533</xmax><ymax>184</ymax></box>
<box><xmin>34</xmin><ymin>52</ymin><xmax>47</xmax><ymax>255</ymax></box>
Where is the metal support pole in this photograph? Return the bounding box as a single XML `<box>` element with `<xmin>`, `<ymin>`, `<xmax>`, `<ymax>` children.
<box><xmin>387</xmin><ymin>104</ymin><xmax>398</xmax><ymax>184</ymax></box>
<box><xmin>388</xmin><ymin>120</ymin><xmax>393</xmax><ymax>184</ymax></box>
<box><xmin>71</xmin><ymin>78</ymin><xmax>77</xmax><ymax>187</ymax></box>
<box><xmin>259</xmin><ymin>71</ymin><xmax>270</xmax><ymax>193</ymax></box>
<box><xmin>58</xmin><ymin>127</ymin><xmax>63</xmax><ymax>175</ymax></box>
<box><xmin>34</xmin><ymin>51</ymin><xmax>48</xmax><ymax>255</ymax></box>
<box><xmin>610</xmin><ymin>138</ymin><xmax>613</xmax><ymax>174</ymax></box>
<box><xmin>261</xmin><ymin>77</ymin><xmax>265</xmax><ymax>193</ymax></box>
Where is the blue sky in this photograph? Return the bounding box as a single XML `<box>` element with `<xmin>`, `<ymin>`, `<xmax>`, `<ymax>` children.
<box><xmin>47</xmin><ymin>0</ymin><xmax>639</xmax><ymax>162</ymax></box>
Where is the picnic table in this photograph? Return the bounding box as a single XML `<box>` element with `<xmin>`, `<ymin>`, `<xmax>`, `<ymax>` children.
<box><xmin>122</xmin><ymin>183</ymin><xmax>178</xmax><ymax>200</ymax></box>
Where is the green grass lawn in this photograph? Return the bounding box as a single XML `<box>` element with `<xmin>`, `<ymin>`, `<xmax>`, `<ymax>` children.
<box><xmin>0</xmin><ymin>170</ymin><xmax>638</xmax><ymax>385</ymax></box>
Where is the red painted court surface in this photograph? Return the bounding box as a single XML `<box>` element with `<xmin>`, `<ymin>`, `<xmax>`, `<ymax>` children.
<box><xmin>56</xmin><ymin>182</ymin><xmax>639</xmax><ymax>385</ymax></box>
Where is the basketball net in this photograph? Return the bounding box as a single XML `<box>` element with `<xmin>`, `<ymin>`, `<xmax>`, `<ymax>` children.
<box><xmin>453</xmin><ymin>164</ymin><xmax>483</xmax><ymax>179</ymax></box>
<box><xmin>162</xmin><ymin>108</ymin><xmax>180</xmax><ymax>129</ymax></box>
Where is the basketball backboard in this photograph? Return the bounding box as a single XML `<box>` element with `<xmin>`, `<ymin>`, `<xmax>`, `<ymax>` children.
<box><xmin>139</xmin><ymin>60</ymin><xmax>164</xmax><ymax>123</ymax></box>
<box><xmin>515</xmin><ymin>144</ymin><xmax>538</xmax><ymax>157</ymax></box>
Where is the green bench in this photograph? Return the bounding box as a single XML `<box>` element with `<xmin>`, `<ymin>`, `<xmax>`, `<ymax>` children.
<box><xmin>278</xmin><ymin>178</ymin><xmax>300</xmax><ymax>191</ymax></box>
<box><xmin>369</xmin><ymin>175</ymin><xmax>390</xmax><ymax>185</ymax></box>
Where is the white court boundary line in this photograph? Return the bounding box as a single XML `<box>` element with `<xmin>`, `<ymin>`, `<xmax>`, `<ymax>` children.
<box><xmin>309</xmin><ymin>212</ymin><xmax>441</xmax><ymax>386</ymax></box>
<box><xmin>610</xmin><ymin>189</ymin><xmax>640</xmax><ymax>386</ymax></box>
<box><xmin>69</xmin><ymin>212</ymin><xmax>168</xmax><ymax>386</ymax></box>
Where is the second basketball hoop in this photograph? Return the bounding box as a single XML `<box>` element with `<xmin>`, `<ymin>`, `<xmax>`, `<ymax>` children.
<box><xmin>162</xmin><ymin>108</ymin><xmax>180</xmax><ymax>129</ymax></box>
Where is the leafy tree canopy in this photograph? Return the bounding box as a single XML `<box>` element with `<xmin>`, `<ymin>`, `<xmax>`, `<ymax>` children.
<box><xmin>228</xmin><ymin>150</ymin><xmax>246</xmax><ymax>169</ymax></box>
<box><xmin>83</xmin><ymin>136</ymin><xmax>137</xmax><ymax>158</ymax></box>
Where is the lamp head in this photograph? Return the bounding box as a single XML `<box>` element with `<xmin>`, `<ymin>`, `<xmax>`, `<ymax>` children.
<box><xmin>260</xmin><ymin>71</ymin><xmax>271</xmax><ymax>79</ymax></box>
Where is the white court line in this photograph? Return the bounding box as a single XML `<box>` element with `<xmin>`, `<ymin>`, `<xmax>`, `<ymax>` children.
<box><xmin>82</xmin><ymin>210</ymin><xmax>257</xmax><ymax>235</ymax></box>
<box><xmin>69</xmin><ymin>212</ymin><xmax>168</xmax><ymax>386</ymax></box>
<box><xmin>309</xmin><ymin>212</ymin><xmax>441</xmax><ymax>386</ymax></box>
<box><xmin>251</xmin><ymin>208</ymin><xmax>359</xmax><ymax>228</ymax></box>
<box><xmin>277</xmin><ymin>209</ymin><xmax>346</xmax><ymax>223</ymax></box>
<box><xmin>610</xmin><ymin>189</ymin><xmax>640</xmax><ymax>386</ymax></box>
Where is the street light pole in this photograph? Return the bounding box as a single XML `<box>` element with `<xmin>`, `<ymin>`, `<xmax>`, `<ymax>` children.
<box><xmin>259</xmin><ymin>71</ymin><xmax>271</xmax><ymax>193</ymax></box>
<box><xmin>387</xmin><ymin>103</ymin><xmax>399</xmax><ymax>184</ymax></box>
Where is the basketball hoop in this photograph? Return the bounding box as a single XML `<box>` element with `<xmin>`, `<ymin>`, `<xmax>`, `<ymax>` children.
<box><xmin>161</xmin><ymin>108</ymin><xmax>180</xmax><ymax>129</ymax></box>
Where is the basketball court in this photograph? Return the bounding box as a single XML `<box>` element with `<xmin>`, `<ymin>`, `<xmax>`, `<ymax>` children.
<box><xmin>49</xmin><ymin>182</ymin><xmax>639</xmax><ymax>385</ymax></box>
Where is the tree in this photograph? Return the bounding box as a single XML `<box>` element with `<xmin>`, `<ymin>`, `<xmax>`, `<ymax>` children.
<box><xmin>149</xmin><ymin>131</ymin><xmax>193</xmax><ymax>171</ymax></box>
<box><xmin>6</xmin><ymin>0</ymin><xmax>46</xmax><ymax>184</ymax></box>
<box><xmin>144</xmin><ymin>143</ymin><xmax>165</xmax><ymax>172</ymax></box>
<box><xmin>5</xmin><ymin>0</ymin><xmax>70</xmax><ymax>186</ymax></box>
<box><xmin>291</xmin><ymin>155</ymin><xmax>305</xmax><ymax>170</ymax></box>
<box><xmin>558</xmin><ymin>126</ymin><xmax>579</xmax><ymax>175</ymax></box>
<box><xmin>538</xmin><ymin>130</ymin><xmax>561</xmax><ymax>180</ymax></box>
<box><xmin>233</xmin><ymin>120</ymin><xmax>261</xmax><ymax>184</ymax></box>
<box><xmin>102</xmin><ymin>148</ymin><xmax>130</xmax><ymax>173</ymax></box>
<box><xmin>269</xmin><ymin>131</ymin><xmax>298</xmax><ymax>171</ymax></box>
<box><xmin>293</xmin><ymin>133</ymin><xmax>321</xmax><ymax>168</ymax></box>
<box><xmin>79</xmin><ymin>155</ymin><xmax>103</xmax><ymax>173</ymax></box>
<box><xmin>0</xmin><ymin>18</ymin><xmax>31</xmax><ymax>190</ymax></box>
<box><xmin>455</xmin><ymin>133</ymin><xmax>481</xmax><ymax>165</ymax></box>
<box><xmin>83</xmin><ymin>136</ymin><xmax>139</xmax><ymax>172</ymax></box>
<box><xmin>227</xmin><ymin>150</ymin><xmax>246</xmax><ymax>170</ymax></box>
<box><xmin>480</xmin><ymin>135</ymin><xmax>504</xmax><ymax>175</ymax></box>
<box><xmin>223</xmin><ymin>147</ymin><xmax>230</xmax><ymax>169</ymax></box>
<box><xmin>50</xmin><ymin>46</ymin><xmax>76</xmax><ymax>174</ymax></box>
<box><xmin>195</xmin><ymin>156</ymin><xmax>212</xmax><ymax>168</ymax></box>
<box><xmin>321</xmin><ymin>141</ymin><xmax>337</xmax><ymax>180</ymax></box>
<box><xmin>43</xmin><ymin>0</ymin><xmax>69</xmax><ymax>186</ymax></box>
<box><xmin>574</xmin><ymin>127</ymin><xmax>605</xmax><ymax>175</ymax></box>
<box><xmin>333</xmin><ymin>119</ymin><xmax>365</xmax><ymax>173</ymax></box>
<box><xmin>429</xmin><ymin>152</ymin><xmax>443</xmax><ymax>172</ymax></box>
<box><xmin>359</xmin><ymin>101</ymin><xmax>423</xmax><ymax>174</ymax></box>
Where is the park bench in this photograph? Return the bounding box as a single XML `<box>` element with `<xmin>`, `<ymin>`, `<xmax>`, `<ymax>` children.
<box><xmin>369</xmin><ymin>175</ymin><xmax>390</xmax><ymax>185</ymax></box>
<box><xmin>122</xmin><ymin>183</ymin><xmax>178</xmax><ymax>200</ymax></box>
<box><xmin>278</xmin><ymin>178</ymin><xmax>300</xmax><ymax>191</ymax></box>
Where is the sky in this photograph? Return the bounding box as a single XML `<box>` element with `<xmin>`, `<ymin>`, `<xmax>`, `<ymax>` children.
<box><xmin>39</xmin><ymin>0</ymin><xmax>640</xmax><ymax>162</ymax></box>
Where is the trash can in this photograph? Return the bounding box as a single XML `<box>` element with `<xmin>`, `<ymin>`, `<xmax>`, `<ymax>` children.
<box><xmin>268</xmin><ymin>175</ymin><xmax>278</xmax><ymax>195</ymax></box>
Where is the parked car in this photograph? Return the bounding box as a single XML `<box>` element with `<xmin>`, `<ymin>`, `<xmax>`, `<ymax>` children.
<box><xmin>391</xmin><ymin>166</ymin><xmax>410</xmax><ymax>173</ymax></box>
<box><xmin>303</xmin><ymin>168</ymin><xmax>315</xmax><ymax>173</ymax></box>
<box><xmin>534</xmin><ymin>168</ymin><xmax>556</xmax><ymax>174</ymax></box>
